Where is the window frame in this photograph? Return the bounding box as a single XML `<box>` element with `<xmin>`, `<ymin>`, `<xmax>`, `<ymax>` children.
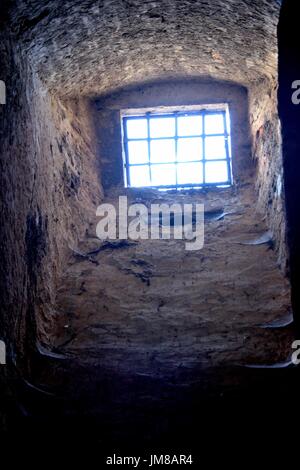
<box><xmin>122</xmin><ymin>107</ymin><xmax>232</xmax><ymax>189</ymax></box>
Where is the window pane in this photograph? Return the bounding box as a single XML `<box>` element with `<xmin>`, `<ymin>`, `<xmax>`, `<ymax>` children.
<box><xmin>177</xmin><ymin>138</ymin><xmax>202</xmax><ymax>162</ymax></box>
<box><xmin>126</xmin><ymin>119</ymin><xmax>148</xmax><ymax>139</ymax></box>
<box><xmin>205</xmin><ymin>161</ymin><xmax>228</xmax><ymax>184</ymax></box>
<box><xmin>205</xmin><ymin>114</ymin><xmax>224</xmax><ymax>135</ymax></box>
<box><xmin>205</xmin><ymin>136</ymin><xmax>226</xmax><ymax>159</ymax></box>
<box><xmin>151</xmin><ymin>164</ymin><xmax>176</xmax><ymax>186</ymax></box>
<box><xmin>124</xmin><ymin>110</ymin><xmax>232</xmax><ymax>188</ymax></box>
<box><xmin>127</xmin><ymin>141</ymin><xmax>148</xmax><ymax>164</ymax></box>
<box><xmin>150</xmin><ymin>117</ymin><xmax>175</xmax><ymax>138</ymax></box>
<box><xmin>129</xmin><ymin>165</ymin><xmax>151</xmax><ymax>187</ymax></box>
<box><xmin>150</xmin><ymin>139</ymin><xmax>175</xmax><ymax>163</ymax></box>
<box><xmin>177</xmin><ymin>115</ymin><xmax>202</xmax><ymax>136</ymax></box>
<box><xmin>177</xmin><ymin>162</ymin><xmax>203</xmax><ymax>185</ymax></box>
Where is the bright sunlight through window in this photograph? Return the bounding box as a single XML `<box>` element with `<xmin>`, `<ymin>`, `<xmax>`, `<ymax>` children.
<box><xmin>122</xmin><ymin>106</ymin><xmax>232</xmax><ymax>189</ymax></box>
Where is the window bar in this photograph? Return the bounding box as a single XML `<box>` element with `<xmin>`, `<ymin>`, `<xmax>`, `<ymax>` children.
<box><xmin>222</xmin><ymin>110</ymin><xmax>231</xmax><ymax>184</ymax></box>
<box><xmin>146</xmin><ymin>113</ymin><xmax>152</xmax><ymax>184</ymax></box>
<box><xmin>127</xmin><ymin>158</ymin><xmax>228</xmax><ymax>166</ymax></box>
<box><xmin>175</xmin><ymin>113</ymin><xmax>178</xmax><ymax>187</ymax></box>
<box><xmin>125</xmin><ymin>132</ymin><xmax>225</xmax><ymax>142</ymax></box>
<box><xmin>123</xmin><ymin>118</ymin><xmax>131</xmax><ymax>187</ymax></box>
<box><xmin>123</xmin><ymin>109</ymin><xmax>231</xmax><ymax>189</ymax></box>
<box><xmin>202</xmin><ymin>111</ymin><xmax>206</xmax><ymax>185</ymax></box>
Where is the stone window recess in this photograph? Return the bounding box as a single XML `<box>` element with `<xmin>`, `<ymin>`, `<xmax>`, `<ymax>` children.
<box><xmin>122</xmin><ymin>106</ymin><xmax>232</xmax><ymax>189</ymax></box>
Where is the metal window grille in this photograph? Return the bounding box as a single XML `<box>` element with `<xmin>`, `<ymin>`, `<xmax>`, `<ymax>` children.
<box><xmin>122</xmin><ymin>109</ymin><xmax>232</xmax><ymax>189</ymax></box>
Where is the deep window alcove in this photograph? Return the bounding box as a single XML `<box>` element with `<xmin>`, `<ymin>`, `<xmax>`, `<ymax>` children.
<box><xmin>94</xmin><ymin>79</ymin><xmax>251</xmax><ymax>192</ymax></box>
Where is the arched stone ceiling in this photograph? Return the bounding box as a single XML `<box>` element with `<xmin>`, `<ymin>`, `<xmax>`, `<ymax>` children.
<box><xmin>9</xmin><ymin>0</ymin><xmax>281</xmax><ymax>97</ymax></box>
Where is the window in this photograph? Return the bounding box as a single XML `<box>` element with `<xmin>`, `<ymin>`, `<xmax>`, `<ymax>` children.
<box><xmin>122</xmin><ymin>106</ymin><xmax>232</xmax><ymax>189</ymax></box>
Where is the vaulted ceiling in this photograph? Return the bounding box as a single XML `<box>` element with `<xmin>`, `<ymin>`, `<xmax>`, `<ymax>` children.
<box><xmin>8</xmin><ymin>0</ymin><xmax>281</xmax><ymax>97</ymax></box>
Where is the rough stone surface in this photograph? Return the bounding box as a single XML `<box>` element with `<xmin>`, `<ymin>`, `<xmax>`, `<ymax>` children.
<box><xmin>36</xmin><ymin>182</ymin><xmax>292</xmax><ymax>442</ymax></box>
<box><xmin>8</xmin><ymin>0</ymin><xmax>280</xmax><ymax>97</ymax></box>
<box><xmin>0</xmin><ymin>35</ymin><xmax>102</xmax><ymax>359</ymax></box>
<box><xmin>55</xmin><ymin>185</ymin><xmax>291</xmax><ymax>371</ymax></box>
<box><xmin>249</xmin><ymin>80</ymin><xmax>287</xmax><ymax>271</ymax></box>
<box><xmin>0</xmin><ymin>0</ymin><xmax>293</xmax><ymax>442</ymax></box>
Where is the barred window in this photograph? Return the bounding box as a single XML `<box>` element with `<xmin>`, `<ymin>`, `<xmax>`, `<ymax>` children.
<box><xmin>122</xmin><ymin>106</ymin><xmax>232</xmax><ymax>189</ymax></box>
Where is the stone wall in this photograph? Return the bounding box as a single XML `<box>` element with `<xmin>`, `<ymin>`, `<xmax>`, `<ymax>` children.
<box><xmin>8</xmin><ymin>0</ymin><xmax>280</xmax><ymax>98</ymax></box>
<box><xmin>0</xmin><ymin>0</ymin><xmax>289</xmax><ymax>434</ymax></box>
<box><xmin>0</xmin><ymin>33</ymin><xmax>102</xmax><ymax>363</ymax></box>
<box><xmin>249</xmin><ymin>78</ymin><xmax>287</xmax><ymax>271</ymax></box>
<box><xmin>0</xmin><ymin>0</ymin><xmax>287</xmax><ymax>360</ymax></box>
